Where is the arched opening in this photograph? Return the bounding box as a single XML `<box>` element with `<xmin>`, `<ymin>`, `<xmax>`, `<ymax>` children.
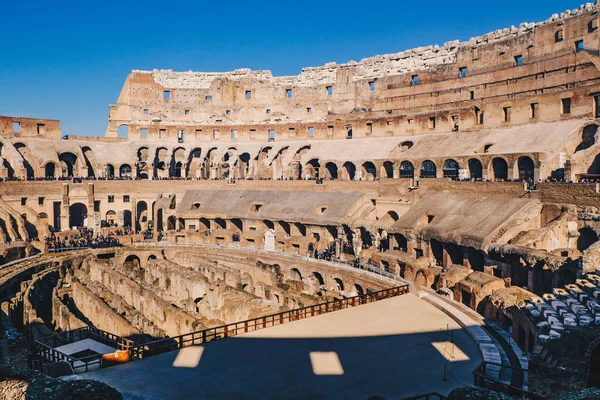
<box><xmin>148</xmin><ymin>254</ymin><xmax>157</xmax><ymax>262</ymax></box>
<box><xmin>576</xmin><ymin>124</ymin><xmax>597</xmax><ymax>152</ymax></box>
<box><xmin>69</xmin><ymin>203</ymin><xmax>87</xmax><ymax>229</ymax></box>
<box><xmin>105</xmin><ymin>210</ymin><xmax>117</xmax><ymax>226</ymax></box>
<box><xmin>386</xmin><ymin>211</ymin><xmax>399</xmax><ymax>222</ymax></box>
<box><xmin>492</xmin><ymin>158</ymin><xmax>508</xmax><ymax>180</ymax></box>
<box><xmin>58</xmin><ymin>152</ymin><xmax>77</xmax><ymax>177</ymax></box>
<box><xmin>324</xmin><ymin>162</ymin><xmax>338</xmax><ymax>179</ymax></box>
<box><xmin>342</xmin><ymin>162</ymin><xmax>356</xmax><ymax>180</ymax></box>
<box><xmin>117</xmin><ymin>124</ymin><xmax>129</xmax><ymax>139</ymax></box>
<box><xmin>354</xmin><ymin>284</ymin><xmax>364</xmax><ymax>297</ymax></box>
<box><xmin>393</xmin><ymin>233</ymin><xmax>407</xmax><ymax>251</ymax></box>
<box><xmin>589</xmin><ymin>154</ymin><xmax>600</xmax><ymax>175</ymax></box>
<box><xmin>156</xmin><ymin>209</ymin><xmax>164</xmax><ymax>231</ymax></box>
<box><xmin>123</xmin><ymin>210</ymin><xmax>132</xmax><ymax>229</ymax></box>
<box><xmin>468</xmin><ymin>159</ymin><xmax>483</xmax><ymax>180</ymax></box>
<box><xmin>415</xmin><ymin>270</ymin><xmax>428</xmax><ymax>287</ymax></box>
<box><xmin>467</xmin><ymin>247</ymin><xmax>485</xmax><ymax>272</ymax></box>
<box><xmin>305</xmin><ymin>159</ymin><xmax>320</xmax><ymax>179</ymax></box>
<box><xmin>167</xmin><ymin>216</ymin><xmax>176</xmax><ymax>230</ymax></box>
<box><xmin>420</xmin><ymin>160</ymin><xmax>437</xmax><ymax>178</ymax></box>
<box><xmin>399</xmin><ymin>161</ymin><xmax>414</xmax><ymax>178</ymax></box>
<box><xmin>106</xmin><ymin>164</ymin><xmax>115</xmax><ymax>179</ymax></box>
<box><xmin>124</xmin><ymin>255</ymin><xmax>141</xmax><ymax>269</ymax></box>
<box><xmin>14</xmin><ymin>143</ymin><xmax>34</xmax><ymax>178</ymax></box>
<box><xmin>430</xmin><ymin>239</ymin><xmax>444</xmax><ymax>267</ymax></box>
<box><xmin>287</xmin><ymin>161</ymin><xmax>302</xmax><ymax>180</ymax></box>
<box><xmin>82</xmin><ymin>147</ymin><xmax>96</xmax><ymax>178</ymax></box>
<box><xmin>119</xmin><ymin>164</ymin><xmax>132</xmax><ymax>178</ymax></box>
<box><xmin>578</xmin><ymin>228</ymin><xmax>599</xmax><ymax>252</ymax></box>
<box><xmin>442</xmin><ymin>159</ymin><xmax>459</xmax><ymax>180</ymax></box>
<box><xmin>333</xmin><ymin>278</ymin><xmax>345</xmax><ymax>291</ymax></box>
<box><xmin>136</xmin><ymin>201</ymin><xmax>148</xmax><ymax>232</ymax></box>
<box><xmin>44</xmin><ymin>163</ymin><xmax>56</xmax><ymax>179</ymax></box>
<box><xmin>312</xmin><ymin>272</ymin><xmax>325</xmax><ymax>286</ymax></box>
<box><xmin>382</xmin><ymin>161</ymin><xmax>394</xmax><ymax>178</ymax></box>
<box><xmin>199</xmin><ymin>218</ymin><xmax>211</xmax><ymax>231</ymax></box>
<box><xmin>290</xmin><ymin>268</ymin><xmax>302</xmax><ymax>281</ymax></box>
<box><xmin>360</xmin><ymin>227</ymin><xmax>373</xmax><ymax>248</ymax></box>
<box><xmin>231</xmin><ymin>218</ymin><xmax>243</xmax><ymax>232</ymax></box>
<box><xmin>518</xmin><ymin>156</ymin><xmax>535</xmax><ymax>181</ymax></box>
<box><xmin>362</xmin><ymin>162</ymin><xmax>377</xmax><ymax>180</ymax></box>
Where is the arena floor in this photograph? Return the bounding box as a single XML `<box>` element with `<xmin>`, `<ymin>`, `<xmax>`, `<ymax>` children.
<box><xmin>78</xmin><ymin>294</ymin><xmax>482</xmax><ymax>399</ymax></box>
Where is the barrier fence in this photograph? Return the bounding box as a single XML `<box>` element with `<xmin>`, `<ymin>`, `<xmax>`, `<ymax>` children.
<box><xmin>129</xmin><ymin>284</ymin><xmax>410</xmax><ymax>359</ymax></box>
<box><xmin>34</xmin><ymin>326</ymin><xmax>135</xmax><ymax>374</ymax></box>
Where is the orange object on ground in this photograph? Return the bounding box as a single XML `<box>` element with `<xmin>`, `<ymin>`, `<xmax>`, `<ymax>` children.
<box><xmin>102</xmin><ymin>350</ymin><xmax>131</xmax><ymax>363</ymax></box>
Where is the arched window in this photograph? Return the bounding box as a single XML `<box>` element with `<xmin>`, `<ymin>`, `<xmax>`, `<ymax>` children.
<box><xmin>442</xmin><ymin>159</ymin><xmax>459</xmax><ymax>180</ymax></box>
<box><xmin>518</xmin><ymin>156</ymin><xmax>535</xmax><ymax>181</ymax></box>
<box><xmin>492</xmin><ymin>158</ymin><xmax>508</xmax><ymax>180</ymax></box>
<box><xmin>468</xmin><ymin>159</ymin><xmax>483</xmax><ymax>180</ymax></box>
<box><xmin>399</xmin><ymin>161</ymin><xmax>414</xmax><ymax>178</ymax></box>
<box><xmin>420</xmin><ymin>160</ymin><xmax>437</xmax><ymax>178</ymax></box>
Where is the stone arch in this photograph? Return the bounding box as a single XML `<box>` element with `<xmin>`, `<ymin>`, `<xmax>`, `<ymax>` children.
<box><xmin>342</xmin><ymin>162</ymin><xmax>356</xmax><ymax>180</ymax></box>
<box><xmin>105</xmin><ymin>164</ymin><xmax>115</xmax><ymax>178</ymax></box>
<box><xmin>442</xmin><ymin>159</ymin><xmax>459</xmax><ymax>180</ymax></box>
<box><xmin>13</xmin><ymin>143</ymin><xmax>34</xmax><ymax>178</ymax></box>
<box><xmin>304</xmin><ymin>159</ymin><xmax>320</xmax><ymax>179</ymax></box>
<box><xmin>136</xmin><ymin>201</ymin><xmax>148</xmax><ymax>232</ymax></box>
<box><xmin>399</xmin><ymin>161</ymin><xmax>414</xmax><ymax>178</ymax></box>
<box><xmin>44</xmin><ymin>162</ymin><xmax>56</xmax><ymax>179</ymax></box>
<box><xmin>361</xmin><ymin>161</ymin><xmax>377</xmax><ymax>180</ymax></box>
<box><xmin>69</xmin><ymin>203</ymin><xmax>87</xmax><ymax>229</ymax></box>
<box><xmin>420</xmin><ymin>160</ymin><xmax>437</xmax><ymax>178</ymax></box>
<box><xmin>415</xmin><ymin>269</ymin><xmax>428</xmax><ymax>287</ymax></box>
<box><xmin>81</xmin><ymin>146</ymin><xmax>96</xmax><ymax>178</ymax></box>
<box><xmin>468</xmin><ymin>158</ymin><xmax>483</xmax><ymax>180</ymax></box>
<box><xmin>290</xmin><ymin>268</ymin><xmax>303</xmax><ymax>281</ymax></box>
<box><xmin>382</xmin><ymin>161</ymin><xmax>394</xmax><ymax>179</ymax></box>
<box><xmin>324</xmin><ymin>162</ymin><xmax>338</xmax><ymax>179</ymax></box>
<box><xmin>589</xmin><ymin>153</ymin><xmax>600</xmax><ymax>175</ymax></box>
<box><xmin>517</xmin><ymin>156</ymin><xmax>535</xmax><ymax>181</ymax></box>
<box><xmin>167</xmin><ymin>216</ymin><xmax>176</xmax><ymax>230</ymax></box>
<box><xmin>123</xmin><ymin>210</ymin><xmax>132</xmax><ymax>229</ymax></box>
<box><xmin>105</xmin><ymin>210</ymin><xmax>116</xmax><ymax>226</ymax></box>
<box><xmin>576</xmin><ymin>123</ymin><xmax>598</xmax><ymax>153</ymax></box>
<box><xmin>119</xmin><ymin>164</ymin><xmax>132</xmax><ymax>178</ymax></box>
<box><xmin>490</xmin><ymin>157</ymin><xmax>508</xmax><ymax>180</ymax></box>
<box><xmin>117</xmin><ymin>124</ymin><xmax>129</xmax><ymax>139</ymax></box>
<box><xmin>312</xmin><ymin>272</ymin><xmax>325</xmax><ymax>286</ymax></box>
<box><xmin>578</xmin><ymin>227</ymin><xmax>599</xmax><ymax>252</ymax></box>
<box><xmin>58</xmin><ymin>152</ymin><xmax>78</xmax><ymax>177</ymax></box>
<box><xmin>286</xmin><ymin>161</ymin><xmax>302</xmax><ymax>179</ymax></box>
<box><xmin>124</xmin><ymin>254</ymin><xmax>141</xmax><ymax>268</ymax></box>
<box><xmin>353</xmin><ymin>284</ymin><xmax>364</xmax><ymax>296</ymax></box>
<box><xmin>333</xmin><ymin>278</ymin><xmax>345</xmax><ymax>291</ymax></box>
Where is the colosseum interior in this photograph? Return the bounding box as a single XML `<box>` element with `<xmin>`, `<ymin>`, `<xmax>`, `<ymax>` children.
<box><xmin>2</xmin><ymin>3</ymin><xmax>600</xmax><ymax>400</ymax></box>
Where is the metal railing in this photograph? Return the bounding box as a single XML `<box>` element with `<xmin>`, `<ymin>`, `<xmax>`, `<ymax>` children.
<box><xmin>129</xmin><ymin>284</ymin><xmax>410</xmax><ymax>359</ymax></box>
<box><xmin>133</xmin><ymin>242</ymin><xmax>406</xmax><ymax>284</ymax></box>
<box><xmin>34</xmin><ymin>326</ymin><xmax>134</xmax><ymax>374</ymax></box>
<box><xmin>472</xmin><ymin>361</ymin><xmax>543</xmax><ymax>400</ymax></box>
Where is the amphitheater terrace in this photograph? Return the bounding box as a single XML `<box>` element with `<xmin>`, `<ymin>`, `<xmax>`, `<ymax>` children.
<box><xmin>1</xmin><ymin>2</ymin><xmax>600</xmax><ymax>400</ymax></box>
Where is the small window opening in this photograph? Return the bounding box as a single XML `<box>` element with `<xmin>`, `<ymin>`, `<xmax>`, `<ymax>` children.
<box><xmin>366</xmin><ymin>123</ymin><xmax>373</xmax><ymax>134</ymax></box>
<box><xmin>250</xmin><ymin>203</ymin><xmax>262</xmax><ymax>212</ymax></box>
<box><xmin>245</xmin><ymin>91</ymin><xmax>252</xmax><ymax>99</ymax></box>
<box><xmin>459</xmin><ymin>67</ymin><xmax>467</xmax><ymax>78</ymax></box>
<box><xmin>21</xmin><ymin>198</ymin><xmax>27</xmax><ymax>206</ymax></box>
<box><xmin>428</xmin><ymin>117</ymin><xmax>436</xmax><ymax>129</ymax></box>
<box><xmin>159</xmin><ymin>129</ymin><xmax>166</xmax><ymax>138</ymax></box>
<box><xmin>514</xmin><ymin>55</ymin><xmax>523</xmax><ymax>66</ymax></box>
<box><xmin>530</xmin><ymin>102</ymin><xmax>539</xmax><ymax>119</ymax></box>
<box><xmin>411</xmin><ymin>75</ymin><xmax>419</xmax><ymax>85</ymax></box>
<box><xmin>575</xmin><ymin>40</ymin><xmax>584</xmax><ymax>52</ymax></box>
<box><xmin>226</xmin><ymin>110</ymin><xmax>231</xmax><ymax>115</ymax></box>
<box><xmin>36</xmin><ymin>123</ymin><xmax>45</xmax><ymax>134</ymax></box>
<box><xmin>192</xmin><ymin>203</ymin><xmax>201</xmax><ymax>210</ymax></box>
<box><xmin>140</xmin><ymin>128</ymin><xmax>148</xmax><ymax>138</ymax></box>
<box><xmin>503</xmin><ymin>106</ymin><xmax>511</xmax><ymax>122</ymax></box>
<box><xmin>286</xmin><ymin>89</ymin><xmax>293</xmax><ymax>98</ymax></box>
<box><xmin>231</xmin><ymin>129</ymin><xmax>238</xmax><ymax>139</ymax></box>
<box><xmin>38</xmin><ymin>197</ymin><xmax>44</xmax><ymax>205</ymax></box>
<box><xmin>307</xmin><ymin>107</ymin><xmax>312</xmax><ymax>112</ymax></box>
<box><xmin>108</xmin><ymin>195</ymin><xmax>115</xmax><ymax>203</ymax></box>
<box><xmin>266</xmin><ymin>109</ymin><xmax>271</xmax><ymax>114</ymax></box>
<box><xmin>123</xmin><ymin>195</ymin><xmax>130</xmax><ymax>203</ymax></box>
<box><xmin>269</xmin><ymin>129</ymin><xmax>275</xmax><ymax>142</ymax></box>
<box><xmin>163</xmin><ymin>91</ymin><xmax>171</xmax><ymax>100</ymax></box>
<box><xmin>561</xmin><ymin>98</ymin><xmax>571</xmax><ymax>115</ymax></box>
<box><xmin>308</xmin><ymin>127</ymin><xmax>315</xmax><ymax>137</ymax></box>
<box><xmin>326</xmin><ymin>86</ymin><xmax>333</xmax><ymax>96</ymax></box>
<box><xmin>143</xmin><ymin>109</ymin><xmax>149</xmax><ymax>114</ymax></box>
<box><xmin>369</xmin><ymin>81</ymin><xmax>375</xmax><ymax>91</ymax></box>
<box><xmin>470</xmin><ymin>91</ymin><xmax>475</xmax><ymax>100</ymax></box>
<box><xmin>13</xmin><ymin>122</ymin><xmax>20</xmax><ymax>133</ymax></box>
<box><xmin>185</xmin><ymin>109</ymin><xmax>190</xmax><ymax>115</ymax></box>
<box><xmin>205</xmin><ymin>95</ymin><xmax>213</xmax><ymax>100</ymax></box>
<box><xmin>427</xmin><ymin>215</ymin><xmax>435</xmax><ymax>224</ymax></box>
<box><xmin>213</xmin><ymin>130</ymin><xmax>219</xmax><ymax>139</ymax></box>
<box><xmin>452</xmin><ymin>115</ymin><xmax>459</xmax><ymax>132</ymax></box>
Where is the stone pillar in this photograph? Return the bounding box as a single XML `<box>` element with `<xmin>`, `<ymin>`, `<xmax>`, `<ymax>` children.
<box><xmin>527</xmin><ymin>269</ymin><xmax>535</xmax><ymax>293</ymax></box>
<box><xmin>61</xmin><ymin>184</ymin><xmax>70</xmax><ymax>231</ymax></box>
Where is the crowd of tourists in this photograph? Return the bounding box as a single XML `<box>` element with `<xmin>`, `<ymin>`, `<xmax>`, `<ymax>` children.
<box><xmin>312</xmin><ymin>244</ymin><xmax>336</xmax><ymax>261</ymax></box>
<box><xmin>45</xmin><ymin>228</ymin><xmax>122</xmax><ymax>250</ymax></box>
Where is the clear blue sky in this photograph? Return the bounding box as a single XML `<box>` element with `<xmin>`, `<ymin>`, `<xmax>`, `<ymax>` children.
<box><xmin>0</xmin><ymin>0</ymin><xmax>585</xmax><ymax>136</ymax></box>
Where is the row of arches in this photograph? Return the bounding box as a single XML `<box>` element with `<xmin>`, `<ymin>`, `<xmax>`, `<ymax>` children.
<box><xmin>299</xmin><ymin>156</ymin><xmax>536</xmax><ymax>181</ymax></box>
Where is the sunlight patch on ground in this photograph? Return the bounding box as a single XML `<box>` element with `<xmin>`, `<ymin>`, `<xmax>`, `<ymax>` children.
<box><xmin>172</xmin><ymin>346</ymin><xmax>204</xmax><ymax>368</ymax></box>
<box><xmin>309</xmin><ymin>351</ymin><xmax>344</xmax><ymax>375</ymax></box>
<box><xmin>432</xmin><ymin>342</ymin><xmax>469</xmax><ymax>362</ymax></box>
